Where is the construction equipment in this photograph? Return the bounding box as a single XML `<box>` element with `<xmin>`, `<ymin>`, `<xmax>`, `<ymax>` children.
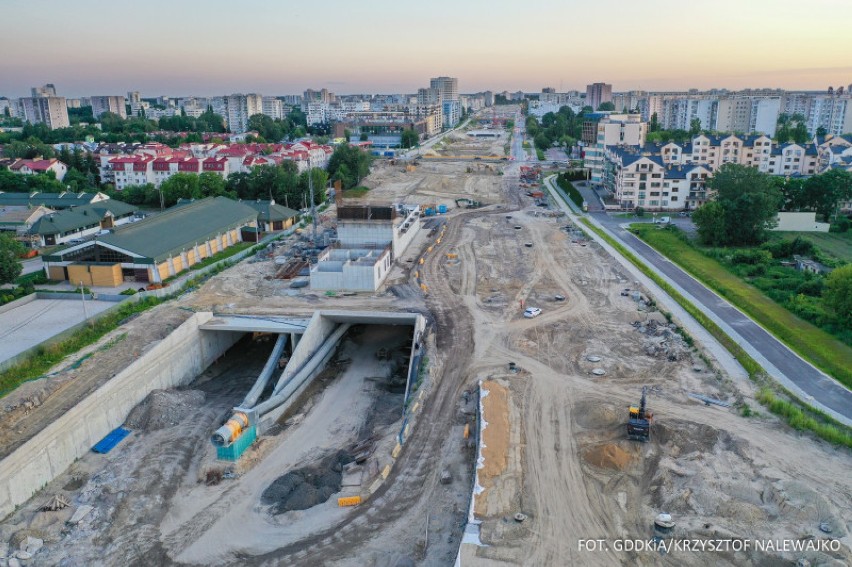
<box><xmin>627</xmin><ymin>386</ymin><xmax>653</xmax><ymax>442</ymax></box>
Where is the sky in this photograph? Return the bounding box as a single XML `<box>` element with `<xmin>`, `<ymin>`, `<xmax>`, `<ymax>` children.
<box><xmin>2</xmin><ymin>0</ymin><xmax>851</xmax><ymax>97</ymax></box>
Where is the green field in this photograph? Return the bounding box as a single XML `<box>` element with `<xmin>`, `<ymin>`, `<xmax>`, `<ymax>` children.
<box><xmin>771</xmin><ymin>231</ymin><xmax>852</xmax><ymax>264</ymax></box>
<box><xmin>631</xmin><ymin>224</ymin><xmax>852</xmax><ymax>388</ymax></box>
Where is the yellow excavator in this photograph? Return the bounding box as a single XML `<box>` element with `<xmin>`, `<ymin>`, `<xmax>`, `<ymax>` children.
<box><xmin>627</xmin><ymin>386</ymin><xmax>653</xmax><ymax>442</ymax></box>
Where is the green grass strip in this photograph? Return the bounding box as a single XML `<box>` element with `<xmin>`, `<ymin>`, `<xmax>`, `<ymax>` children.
<box><xmin>630</xmin><ymin>224</ymin><xmax>851</xmax><ymax>388</ymax></box>
<box><xmin>0</xmin><ymin>296</ymin><xmax>163</xmax><ymax>396</ymax></box>
<box><xmin>578</xmin><ymin>218</ymin><xmax>852</xmax><ymax>449</ymax></box>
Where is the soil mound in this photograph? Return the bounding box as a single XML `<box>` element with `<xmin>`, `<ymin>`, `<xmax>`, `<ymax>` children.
<box><xmin>582</xmin><ymin>443</ymin><xmax>634</xmax><ymax>471</ymax></box>
<box><xmin>262</xmin><ymin>451</ymin><xmax>351</xmax><ymax>514</ymax></box>
<box><xmin>124</xmin><ymin>389</ymin><xmax>206</xmax><ymax>432</ymax></box>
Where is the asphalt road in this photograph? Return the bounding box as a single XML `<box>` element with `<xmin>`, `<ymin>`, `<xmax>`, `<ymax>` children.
<box><xmin>589</xmin><ymin>210</ymin><xmax>852</xmax><ymax>423</ymax></box>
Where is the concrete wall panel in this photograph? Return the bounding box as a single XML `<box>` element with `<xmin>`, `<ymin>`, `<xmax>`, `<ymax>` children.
<box><xmin>0</xmin><ymin>312</ymin><xmax>242</xmax><ymax>520</ymax></box>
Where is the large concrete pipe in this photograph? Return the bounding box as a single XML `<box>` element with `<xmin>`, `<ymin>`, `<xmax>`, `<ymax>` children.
<box><xmin>241</xmin><ymin>334</ymin><xmax>288</xmax><ymax>409</ymax></box>
<box><xmin>254</xmin><ymin>324</ymin><xmax>351</xmax><ymax>417</ymax></box>
<box><xmin>211</xmin><ymin>411</ymin><xmax>250</xmax><ymax>447</ymax></box>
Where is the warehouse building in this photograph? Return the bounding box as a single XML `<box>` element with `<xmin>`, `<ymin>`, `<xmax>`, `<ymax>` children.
<box><xmin>41</xmin><ymin>197</ymin><xmax>257</xmax><ymax>286</ymax></box>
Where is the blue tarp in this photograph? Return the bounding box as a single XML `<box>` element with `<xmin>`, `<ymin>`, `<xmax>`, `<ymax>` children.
<box><xmin>92</xmin><ymin>427</ymin><xmax>131</xmax><ymax>454</ymax></box>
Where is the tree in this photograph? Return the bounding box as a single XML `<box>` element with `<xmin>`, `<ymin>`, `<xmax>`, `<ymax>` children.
<box><xmin>359</xmin><ymin>132</ymin><xmax>369</xmax><ymax>142</ymax></box>
<box><xmin>802</xmin><ymin>169</ymin><xmax>852</xmax><ymax>221</ymax></box>
<box><xmin>823</xmin><ymin>264</ymin><xmax>852</xmax><ymax>324</ymax></box>
<box><xmin>400</xmin><ymin>128</ymin><xmax>419</xmax><ymax>149</ymax></box>
<box><xmin>649</xmin><ymin>113</ymin><xmax>660</xmax><ymax>133</ymax></box>
<box><xmin>689</xmin><ymin>118</ymin><xmax>702</xmax><ymax>136</ymax></box>
<box><xmin>198</xmin><ymin>172</ymin><xmax>229</xmax><ymax>198</ymax></box>
<box><xmin>692</xmin><ymin>200</ymin><xmax>726</xmax><ymax>246</ymax></box>
<box><xmin>816</xmin><ymin>126</ymin><xmax>827</xmax><ymax>137</ymax></box>
<box><xmin>327</xmin><ymin>144</ymin><xmax>372</xmax><ymax>189</ymax></box>
<box><xmin>0</xmin><ymin>233</ymin><xmax>24</xmax><ymax>285</ymax></box>
<box><xmin>596</xmin><ymin>102</ymin><xmax>615</xmax><ymax>111</ymax></box>
<box><xmin>695</xmin><ymin>163</ymin><xmax>782</xmax><ymax>245</ymax></box>
<box><xmin>159</xmin><ymin>174</ymin><xmax>201</xmax><ymax>206</ymax></box>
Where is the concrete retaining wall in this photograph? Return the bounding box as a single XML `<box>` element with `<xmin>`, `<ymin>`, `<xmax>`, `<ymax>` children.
<box><xmin>0</xmin><ymin>312</ymin><xmax>243</xmax><ymax>520</ymax></box>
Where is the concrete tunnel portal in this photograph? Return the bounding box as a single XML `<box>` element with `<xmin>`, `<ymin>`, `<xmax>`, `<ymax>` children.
<box><xmin>201</xmin><ymin>310</ymin><xmax>427</xmax><ymax>460</ymax></box>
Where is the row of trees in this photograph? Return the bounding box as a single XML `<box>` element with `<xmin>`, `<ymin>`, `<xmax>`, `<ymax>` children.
<box><xmin>112</xmin><ymin>163</ymin><xmax>330</xmax><ymax>210</ymax></box>
<box><xmin>525</xmin><ymin>106</ymin><xmax>588</xmax><ymax>151</ymax></box>
<box><xmin>326</xmin><ymin>144</ymin><xmax>373</xmax><ymax>189</ymax></box>
<box><xmin>692</xmin><ymin>164</ymin><xmax>852</xmax><ymax>247</ymax></box>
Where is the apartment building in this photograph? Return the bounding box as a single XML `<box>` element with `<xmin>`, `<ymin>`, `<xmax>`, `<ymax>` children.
<box><xmin>31</xmin><ymin>84</ymin><xmax>57</xmax><ymax>97</ymax></box>
<box><xmin>601</xmin><ymin>132</ymin><xmax>821</xmax><ymax>210</ymax></box>
<box><xmin>91</xmin><ymin>95</ymin><xmax>127</xmax><ymax>119</ymax></box>
<box><xmin>262</xmin><ymin>96</ymin><xmax>284</xmax><ymax>120</ymax></box>
<box><xmin>19</xmin><ymin>95</ymin><xmax>70</xmax><ymax>129</ymax></box>
<box><xmin>604</xmin><ymin>147</ymin><xmax>712</xmax><ymax>211</ymax></box>
<box><xmin>210</xmin><ymin>94</ymin><xmax>262</xmax><ymax>132</ymax></box>
<box><xmin>807</xmin><ymin>94</ymin><xmax>852</xmax><ymax>136</ymax></box>
<box><xmin>583</xmin><ymin>113</ymin><xmax>647</xmax><ymax>184</ymax></box>
<box><xmin>430</xmin><ymin>77</ymin><xmax>459</xmax><ymax>128</ymax></box>
<box><xmin>586</xmin><ymin>83</ymin><xmax>613</xmax><ymax>110</ymax></box>
<box><xmin>127</xmin><ymin>91</ymin><xmax>143</xmax><ymax>116</ymax></box>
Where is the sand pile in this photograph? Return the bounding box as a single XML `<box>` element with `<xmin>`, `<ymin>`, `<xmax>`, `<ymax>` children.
<box><xmin>124</xmin><ymin>389</ymin><xmax>206</xmax><ymax>431</ymax></box>
<box><xmin>582</xmin><ymin>443</ymin><xmax>634</xmax><ymax>471</ymax></box>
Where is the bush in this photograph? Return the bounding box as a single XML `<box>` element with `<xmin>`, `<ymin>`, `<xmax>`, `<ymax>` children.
<box><xmin>635</xmin><ymin>207</ymin><xmax>645</xmax><ymax>217</ymax></box>
<box><xmin>829</xmin><ymin>216</ymin><xmax>850</xmax><ymax>233</ymax></box>
<box><xmin>795</xmin><ymin>279</ymin><xmax>824</xmax><ymax>297</ymax></box>
<box><xmin>731</xmin><ymin>249</ymin><xmax>772</xmax><ymax>265</ymax></box>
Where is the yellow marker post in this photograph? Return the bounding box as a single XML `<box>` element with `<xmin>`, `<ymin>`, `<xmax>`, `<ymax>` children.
<box><xmin>338</xmin><ymin>496</ymin><xmax>362</xmax><ymax>507</ymax></box>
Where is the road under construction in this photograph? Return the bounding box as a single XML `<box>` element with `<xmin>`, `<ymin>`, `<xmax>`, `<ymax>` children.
<box><xmin>0</xmin><ymin>108</ymin><xmax>850</xmax><ymax>566</ymax></box>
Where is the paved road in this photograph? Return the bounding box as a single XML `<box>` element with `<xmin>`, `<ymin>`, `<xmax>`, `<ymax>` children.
<box><xmin>587</xmin><ymin>211</ymin><xmax>852</xmax><ymax>423</ymax></box>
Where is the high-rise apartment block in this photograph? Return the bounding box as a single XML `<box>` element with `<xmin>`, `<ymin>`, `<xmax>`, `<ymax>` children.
<box><xmin>212</xmin><ymin>93</ymin><xmax>262</xmax><ymax>133</ymax></box>
<box><xmin>31</xmin><ymin>84</ymin><xmax>57</xmax><ymax>97</ymax></box>
<box><xmin>20</xmin><ymin>85</ymin><xmax>69</xmax><ymax>130</ymax></box>
<box><xmin>586</xmin><ymin>83</ymin><xmax>613</xmax><ymax>110</ymax></box>
<box><xmin>430</xmin><ymin>77</ymin><xmax>459</xmax><ymax>128</ymax></box>
<box><xmin>91</xmin><ymin>96</ymin><xmax>127</xmax><ymax>119</ymax></box>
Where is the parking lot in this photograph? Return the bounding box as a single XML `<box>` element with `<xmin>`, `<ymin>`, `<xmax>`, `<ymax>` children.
<box><xmin>0</xmin><ymin>297</ymin><xmax>116</xmax><ymax>364</ymax></box>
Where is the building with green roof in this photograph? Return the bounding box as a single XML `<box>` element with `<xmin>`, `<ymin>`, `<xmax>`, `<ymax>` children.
<box><xmin>30</xmin><ymin>200</ymin><xmax>138</xmax><ymax>246</ymax></box>
<box><xmin>42</xmin><ymin>196</ymin><xmax>258</xmax><ymax>286</ymax></box>
<box><xmin>238</xmin><ymin>199</ymin><xmax>300</xmax><ymax>231</ymax></box>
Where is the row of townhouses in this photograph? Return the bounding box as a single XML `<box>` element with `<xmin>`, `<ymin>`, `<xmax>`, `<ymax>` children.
<box><xmin>601</xmin><ymin>133</ymin><xmax>852</xmax><ymax>211</ymax></box>
<box><xmin>97</xmin><ymin>141</ymin><xmax>332</xmax><ymax>189</ymax></box>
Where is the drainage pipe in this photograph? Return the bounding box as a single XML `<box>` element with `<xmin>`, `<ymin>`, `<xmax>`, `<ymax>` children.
<box><xmin>241</xmin><ymin>334</ymin><xmax>288</xmax><ymax>408</ymax></box>
<box><xmin>254</xmin><ymin>323</ymin><xmax>351</xmax><ymax>417</ymax></box>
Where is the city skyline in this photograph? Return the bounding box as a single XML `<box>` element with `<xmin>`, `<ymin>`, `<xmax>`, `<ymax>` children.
<box><xmin>2</xmin><ymin>0</ymin><xmax>851</xmax><ymax>97</ymax></box>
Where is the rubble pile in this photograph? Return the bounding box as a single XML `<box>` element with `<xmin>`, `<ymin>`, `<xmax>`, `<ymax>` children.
<box><xmin>633</xmin><ymin>320</ymin><xmax>690</xmax><ymax>361</ymax></box>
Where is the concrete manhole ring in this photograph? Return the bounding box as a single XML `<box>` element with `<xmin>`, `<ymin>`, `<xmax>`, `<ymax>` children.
<box><xmin>586</xmin><ymin>355</ymin><xmax>602</xmax><ymax>363</ymax></box>
<box><xmin>592</xmin><ymin>368</ymin><xmax>606</xmax><ymax>376</ymax></box>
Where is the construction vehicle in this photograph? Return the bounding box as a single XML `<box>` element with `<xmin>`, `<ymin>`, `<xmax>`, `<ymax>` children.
<box><xmin>627</xmin><ymin>386</ymin><xmax>653</xmax><ymax>441</ymax></box>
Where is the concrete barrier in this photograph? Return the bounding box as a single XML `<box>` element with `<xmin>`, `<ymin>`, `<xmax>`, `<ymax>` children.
<box><xmin>0</xmin><ymin>293</ymin><xmax>36</xmax><ymax>316</ymax></box>
<box><xmin>0</xmin><ymin>312</ymin><xmax>243</xmax><ymax>520</ymax></box>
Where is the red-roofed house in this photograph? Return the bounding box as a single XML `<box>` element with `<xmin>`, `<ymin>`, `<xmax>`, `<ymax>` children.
<box><xmin>9</xmin><ymin>158</ymin><xmax>68</xmax><ymax>181</ymax></box>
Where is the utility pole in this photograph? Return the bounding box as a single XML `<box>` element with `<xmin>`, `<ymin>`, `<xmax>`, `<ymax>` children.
<box><xmin>80</xmin><ymin>281</ymin><xmax>89</xmax><ymax>322</ymax></box>
<box><xmin>308</xmin><ymin>155</ymin><xmax>318</xmax><ymax>246</ymax></box>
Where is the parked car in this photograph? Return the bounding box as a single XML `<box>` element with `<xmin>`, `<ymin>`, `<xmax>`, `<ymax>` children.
<box><xmin>523</xmin><ymin>307</ymin><xmax>542</xmax><ymax>318</ymax></box>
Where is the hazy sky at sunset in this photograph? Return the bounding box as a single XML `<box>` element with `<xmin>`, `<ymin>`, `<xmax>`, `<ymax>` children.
<box><xmin>2</xmin><ymin>0</ymin><xmax>851</xmax><ymax>97</ymax></box>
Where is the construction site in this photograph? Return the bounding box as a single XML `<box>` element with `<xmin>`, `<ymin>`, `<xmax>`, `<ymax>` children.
<box><xmin>0</xmin><ymin>108</ymin><xmax>850</xmax><ymax>567</ymax></box>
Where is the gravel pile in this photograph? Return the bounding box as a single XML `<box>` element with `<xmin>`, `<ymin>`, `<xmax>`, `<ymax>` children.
<box><xmin>124</xmin><ymin>389</ymin><xmax>206</xmax><ymax>432</ymax></box>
